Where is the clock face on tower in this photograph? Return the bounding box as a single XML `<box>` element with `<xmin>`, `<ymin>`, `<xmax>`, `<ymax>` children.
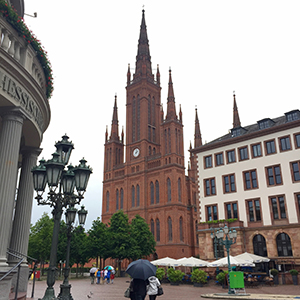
<box><xmin>133</xmin><ymin>148</ymin><xmax>140</xmax><ymax>158</ymax></box>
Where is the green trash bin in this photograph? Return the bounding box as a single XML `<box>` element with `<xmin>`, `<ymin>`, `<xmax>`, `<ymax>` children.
<box><xmin>229</xmin><ymin>271</ymin><xmax>244</xmax><ymax>289</ymax></box>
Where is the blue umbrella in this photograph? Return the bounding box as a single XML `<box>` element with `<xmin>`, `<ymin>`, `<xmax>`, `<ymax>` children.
<box><xmin>126</xmin><ymin>259</ymin><xmax>156</xmax><ymax>280</ymax></box>
<box><xmin>104</xmin><ymin>265</ymin><xmax>113</xmax><ymax>270</ymax></box>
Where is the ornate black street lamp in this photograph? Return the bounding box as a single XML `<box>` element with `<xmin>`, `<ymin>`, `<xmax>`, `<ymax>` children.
<box><xmin>57</xmin><ymin>205</ymin><xmax>87</xmax><ymax>300</ymax></box>
<box><xmin>31</xmin><ymin>135</ymin><xmax>92</xmax><ymax>300</ymax></box>
<box><xmin>211</xmin><ymin>224</ymin><xmax>237</xmax><ymax>294</ymax></box>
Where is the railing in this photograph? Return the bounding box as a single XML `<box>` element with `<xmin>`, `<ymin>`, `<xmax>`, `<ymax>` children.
<box><xmin>0</xmin><ymin>16</ymin><xmax>46</xmax><ymax>94</ymax></box>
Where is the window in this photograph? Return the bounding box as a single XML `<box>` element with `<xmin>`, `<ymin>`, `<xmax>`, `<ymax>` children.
<box><xmin>206</xmin><ymin>205</ymin><xmax>218</xmax><ymax>221</ymax></box>
<box><xmin>239</xmin><ymin>146</ymin><xmax>249</xmax><ymax>161</ymax></box>
<box><xmin>226</xmin><ymin>149</ymin><xmax>236</xmax><ymax>163</ymax></box>
<box><xmin>131</xmin><ymin>185</ymin><xmax>135</xmax><ymax>207</ymax></box>
<box><xmin>204</xmin><ymin>178</ymin><xmax>216</xmax><ymax>196</ymax></box>
<box><xmin>246</xmin><ymin>199</ymin><xmax>261</xmax><ymax>222</ymax></box>
<box><xmin>276</xmin><ymin>233</ymin><xmax>293</xmax><ymax>256</ymax></box>
<box><xmin>156</xmin><ymin>218</ymin><xmax>160</xmax><ymax>242</ymax></box>
<box><xmin>167</xmin><ymin>178</ymin><xmax>171</xmax><ymax>202</ymax></box>
<box><xmin>291</xmin><ymin>161</ymin><xmax>300</xmax><ymax>182</ymax></box>
<box><xmin>265</xmin><ymin>140</ymin><xmax>276</xmax><ymax>155</ymax></box>
<box><xmin>155</xmin><ymin>180</ymin><xmax>159</xmax><ymax>203</ymax></box>
<box><xmin>136</xmin><ymin>184</ymin><xmax>140</xmax><ymax>206</ymax></box>
<box><xmin>270</xmin><ymin>195</ymin><xmax>286</xmax><ymax>220</ymax></box>
<box><xmin>294</xmin><ymin>133</ymin><xmax>300</xmax><ymax>148</ymax></box>
<box><xmin>179</xmin><ymin>217</ymin><xmax>184</xmax><ymax>242</ymax></box>
<box><xmin>223</xmin><ymin>174</ymin><xmax>236</xmax><ymax>193</ymax></box>
<box><xmin>120</xmin><ymin>188</ymin><xmax>124</xmax><ymax>209</ymax></box>
<box><xmin>251</xmin><ymin>143</ymin><xmax>262</xmax><ymax>158</ymax></box>
<box><xmin>215</xmin><ymin>152</ymin><xmax>224</xmax><ymax>166</ymax></box>
<box><xmin>266</xmin><ymin>165</ymin><xmax>282</xmax><ymax>186</ymax></box>
<box><xmin>225</xmin><ymin>202</ymin><xmax>238</xmax><ymax>219</ymax></box>
<box><xmin>150</xmin><ymin>219</ymin><xmax>154</xmax><ymax>236</ymax></box>
<box><xmin>212</xmin><ymin>237</ymin><xmax>225</xmax><ymax>258</ymax></box>
<box><xmin>168</xmin><ymin>217</ymin><xmax>172</xmax><ymax>241</ymax></box>
<box><xmin>285</xmin><ymin>110</ymin><xmax>300</xmax><ymax>122</ymax></box>
<box><xmin>279</xmin><ymin>136</ymin><xmax>291</xmax><ymax>152</ymax></box>
<box><xmin>178</xmin><ymin>178</ymin><xmax>182</xmax><ymax>202</ymax></box>
<box><xmin>116</xmin><ymin>189</ymin><xmax>119</xmax><ymax>210</ymax></box>
<box><xmin>243</xmin><ymin>170</ymin><xmax>258</xmax><ymax>190</ymax></box>
<box><xmin>150</xmin><ymin>181</ymin><xmax>154</xmax><ymax>204</ymax></box>
<box><xmin>253</xmin><ymin>234</ymin><xmax>267</xmax><ymax>257</ymax></box>
<box><xmin>296</xmin><ymin>194</ymin><xmax>300</xmax><ymax>217</ymax></box>
<box><xmin>106</xmin><ymin>191</ymin><xmax>110</xmax><ymax>212</ymax></box>
<box><xmin>204</xmin><ymin>155</ymin><xmax>212</xmax><ymax>168</ymax></box>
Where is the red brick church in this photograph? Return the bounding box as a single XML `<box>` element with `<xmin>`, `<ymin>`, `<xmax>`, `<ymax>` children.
<box><xmin>101</xmin><ymin>10</ymin><xmax>199</xmax><ymax>259</ymax></box>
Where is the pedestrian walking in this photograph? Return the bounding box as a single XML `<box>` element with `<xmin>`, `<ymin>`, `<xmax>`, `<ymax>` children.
<box><xmin>89</xmin><ymin>266</ymin><xmax>97</xmax><ymax>284</ymax></box>
<box><xmin>147</xmin><ymin>276</ymin><xmax>161</xmax><ymax>300</ymax></box>
<box><xmin>96</xmin><ymin>269</ymin><xmax>101</xmax><ymax>284</ymax></box>
<box><xmin>106</xmin><ymin>269</ymin><xmax>111</xmax><ymax>284</ymax></box>
<box><xmin>111</xmin><ymin>269</ymin><xmax>115</xmax><ymax>284</ymax></box>
<box><xmin>100</xmin><ymin>269</ymin><xmax>104</xmax><ymax>285</ymax></box>
<box><xmin>104</xmin><ymin>268</ymin><xmax>108</xmax><ymax>283</ymax></box>
<box><xmin>129</xmin><ymin>278</ymin><xmax>148</xmax><ymax>300</ymax></box>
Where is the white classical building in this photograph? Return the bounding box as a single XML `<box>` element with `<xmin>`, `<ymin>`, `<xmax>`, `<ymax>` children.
<box><xmin>0</xmin><ymin>1</ymin><xmax>51</xmax><ymax>298</ymax></box>
<box><xmin>192</xmin><ymin>95</ymin><xmax>300</xmax><ymax>267</ymax></box>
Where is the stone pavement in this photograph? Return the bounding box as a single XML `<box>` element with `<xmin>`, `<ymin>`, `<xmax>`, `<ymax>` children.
<box><xmin>27</xmin><ymin>277</ymin><xmax>300</xmax><ymax>300</ymax></box>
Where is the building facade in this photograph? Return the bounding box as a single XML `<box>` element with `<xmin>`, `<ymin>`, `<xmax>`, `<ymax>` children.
<box><xmin>0</xmin><ymin>1</ymin><xmax>51</xmax><ymax>298</ymax></box>
<box><xmin>191</xmin><ymin>94</ymin><xmax>300</xmax><ymax>267</ymax></box>
<box><xmin>101</xmin><ymin>10</ymin><xmax>198</xmax><ymax>260</ymax></box>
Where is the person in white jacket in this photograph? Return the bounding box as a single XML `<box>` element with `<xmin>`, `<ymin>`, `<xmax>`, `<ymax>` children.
<box><xmin>147</xmin><ymin>276</ymin><xmax>161</xmax><ymax>300</ymax></box>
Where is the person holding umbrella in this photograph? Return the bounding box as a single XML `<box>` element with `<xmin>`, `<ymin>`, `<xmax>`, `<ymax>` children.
<box><xmin>89</xmin><ymin>266</ymin><xmax>97</xmax><ymax>284</ymax></box>
<box><xmin>126</xmin><ymin>259</ymin><xmax>157</xmax><ymax>300</ymax></box>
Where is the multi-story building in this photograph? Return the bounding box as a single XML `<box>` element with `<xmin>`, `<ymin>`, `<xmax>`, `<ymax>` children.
<box><xmin>191</xmin><ymin>93</ymin><xmax>300</xmax><ymax>267</ymax></box>
<box><xmin>0</xmin><ymin>1</ymin><xmax>51</xmax><ymax>298</ymax></box>
<box><xmin>101</xmin><ymin>10</ymin><xmax>198</xmax><ymax>260</ymax></box>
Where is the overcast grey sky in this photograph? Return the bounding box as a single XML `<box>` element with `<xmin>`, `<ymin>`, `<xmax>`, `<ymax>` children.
<box><xmin>25</xmin><ymin>0</ymin><xmax>300</xmax><ymax>229</ymax></box>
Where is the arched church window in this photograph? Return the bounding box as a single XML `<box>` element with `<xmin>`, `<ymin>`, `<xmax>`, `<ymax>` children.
<box><xmin>150</xmin><ymin>219</ymin><xmax>155</xmax><ymax>236</ymax></box>
<box><xmin>106</xmin><ymin>191</ymin><xmax>109</xmax><ymax>212</ymax></box>
<box><xmin>253</xmin><ymin>234</ymin><xmax>267</xmax><ymax>257</ymax></box>
<box><xmin>120</xmin><ymin>188</ymin><xmax>124</xmax><ymax>209</ymax></box>
<box><xmin>156</xmin><ymin>218</ymin><xmax>160</xmax><ymax>242</ymax></box>
<box><xmin>178</xmin><ymin>178</ymin><xmax>182</xmax><ymax>202</ymax></box>
<box><xmin>150</xmin><ymin>182</ymin><xmax>154</xmax><ymax>204</ymax></box>
<box><xmin>136</xmin><ymin>184</ymin><xmax>140</xmax><ymax>206</ymax></box>
<box><xmin>131</xmin><ymin>185</ymin><xmax>135</xmax><ymax>207</ymax></box>
<box><xmin>179</xmin><ymin>217</ymin><xmax>184</xmax><ymax>241</ymax></box>
<box><xmin>116</xmin><ymin>189</ymin><xmax>119</xmax><ymax>210</ymax></box>
<box><xmin>276</xmin><ymin>232</ymin><xmax>293</xmax><ymax>256</ymax></box>
<box><xmin>168</xmin><ymin>217</ymin><xmax>172</xmax><ymax>241</ymax></box>
<box><xmin>155</xmin><ymin>180</ymin><xmax>159</xmax><ymax>203</ymax></box>
<box><xmin>167</xmin><ymin>178</ymin><xmax>171</xmax><ymax>202</ymax></box>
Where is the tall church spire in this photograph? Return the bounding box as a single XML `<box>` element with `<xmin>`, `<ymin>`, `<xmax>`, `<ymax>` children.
<box><xmin>133</xmin><ymin>9</ymin><xmax>153</xmax><ymax>83</ymax></box>
<box><xmin>233</xmin><ymin>92</ymin><xmax>241</xmax><ymax>128</ymax></box>
<box><xmin>194</xmin><ymin>108</ymin><xmax>202</xmax><ymax>148</ymax></box>
<box><xmin>165</xmin><ymin>68</ymin><xmax>177</xmax><ymax>121</ymax></box>
<box><xmin>110</xmin><ymin>95</ymin><xmax>119</xmax><ymax>141</ymax></box>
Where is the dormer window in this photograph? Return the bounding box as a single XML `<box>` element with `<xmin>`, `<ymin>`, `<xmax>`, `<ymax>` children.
<box><xmin>285</xmin><ymin>110</ymin><xmax>300</xmax><ymax>122</ymax></box>
<box><xmin>258</xmin><ymin>118</ymin><xmax>274</xmax><ymax>130</ymax></box>
<box><xmin>231</xmin><ymin>127</ymin><xmax>246</xmax><ymax>137</ymax></box>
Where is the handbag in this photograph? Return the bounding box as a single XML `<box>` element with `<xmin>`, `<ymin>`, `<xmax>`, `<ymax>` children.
<box><xmin>157</xmin><ymin>286</ymin><xmax>163</xmax><ymax>296</ymax></box>
<box><xmin>124</xmin><ymin>287</ymin><xmax>131</xmax><ymax>298</ymax></box>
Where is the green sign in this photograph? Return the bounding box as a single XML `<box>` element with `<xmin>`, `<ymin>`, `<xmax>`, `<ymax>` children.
<box><xmin>229</xmin><ymin>271</ymin><xmax>244</xmax><ymax>288</ymax></box>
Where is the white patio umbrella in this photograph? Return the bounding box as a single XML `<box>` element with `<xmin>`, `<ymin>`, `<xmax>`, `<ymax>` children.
<box><xmin>208</xmin><ymin>255</ymin><xmax>255</xmax><ymax>267</ymax></box>
<box><xmin>176</xmin><ymin>256</ymin><xmax>209</xmax><ymax>267</ymax></box>
<box><xmin>234</xmin><ymin>252</ymin><xmax>270</xmax><ymax>263</ymax></box>
<box><xmin>151</xmin><ymin>257</ymin><xmax>178</xmax><ymax>266</ymax></box>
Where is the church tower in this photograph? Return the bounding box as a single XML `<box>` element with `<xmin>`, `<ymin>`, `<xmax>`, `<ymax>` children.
<box><xmin>102</xmin><ymin>10</ymin><xmax>198</xmax><ymax>260</ymax></box>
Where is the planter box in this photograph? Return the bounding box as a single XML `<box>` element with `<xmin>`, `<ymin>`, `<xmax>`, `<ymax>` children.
<box><xmin>170</xmin><ymin>282</ymin><xmax>180</xmax><ymax>286</ymax></box>
<box><xmin>193</xmin><ymin>282</ymin><xmax>203</xmax><ymax>287</ymax></box>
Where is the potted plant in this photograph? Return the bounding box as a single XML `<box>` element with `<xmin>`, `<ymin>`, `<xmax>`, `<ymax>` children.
<box><xmin>191</xmin><ymin>269</ymin><xmax>208</xmax><ymax>287</ymax></box>
<box><xmin>167</xmin><ymin>268</ymin><xmax>184</xmax><ymax>285</ymax></box>
<box><xmin>216</xmin><ymin>271</ymin><xmax>228</xmax><ymax>288</ymax></box>
<box><xmin>289</xmin><ymin>269</ymin><xmax>298</xmax><ymax>285</ymax></box>
<box><xmin>156</xmin><ymin>268</ymin><xmax>165</xmax><ymax>282</ymax></box>
<box><xmin>270</xmin><ymin>269</ymin><xmax>279</xmax><ymax>285</ymax></box>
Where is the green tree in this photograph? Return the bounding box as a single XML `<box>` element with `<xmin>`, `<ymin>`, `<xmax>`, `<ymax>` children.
<box><xmin>28</xmin><ymin>213</ymin><xmax>53</xmax><ymax>275</ymax></box>
<box><xmin>86</xmin><ymin>218</ymin><xmax>110</xmax><ymax>269</ymax></box>
<box><xmin>107</xmin><ymin>210</ymin><xmax>132</xmax><ymax>274</ymax></box>
<box><xmin>130</xmin><ymin>215</ymin><xmax>156</xmax><ymax>260</ymax></box>
<box><xmin>70</xmin><ymin>225</ymin><xmax>89</xmax><ymax>276</ymax></box>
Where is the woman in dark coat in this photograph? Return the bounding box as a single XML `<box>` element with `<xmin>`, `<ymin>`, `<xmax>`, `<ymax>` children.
<box><xmin>129</xmin><ymin>278</ymin><xmax>148</xmax><ymax>300</ymax></box>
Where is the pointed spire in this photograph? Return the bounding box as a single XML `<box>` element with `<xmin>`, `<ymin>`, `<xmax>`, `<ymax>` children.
<box><xmin>105</xmin><ymin>125</ymin><xmax>108</xmax><ymax>143</ymax></box>
<box><xmin>110</xmin><ymin>94</ymin><xmax>119</xmax><ymax>141</ymax></box>
<box><xmin>160</xmin><ymin>104</ymin><xmax>164</xmax><ymax>123</ymax></box>
<box><xmin>194</xmin><ymin>108</ymin><xmax>202</xmax><ymax>148</ymax></box>
<box><xmin>233</xmin><ymin>91</ymin><xmax>241</xmax><ymax>128</ymax></box>
<box><xmin>127</xmin><ymin>63</ymin><xmax>131</xmax><ymax>86</ymax></box>
<box><xmin>179</xmin><ymin>104</ymin><xmax>182</xmax><ymax>123</ymax></box>
<box><xmin>165</xmin><ymin>68</ymin><xmax>177</xmax><ymax>121</ymax></box>
<box><xmin>121</xmin><ymin>126</ymin><xmax>124</xmax><ymax>144</ymax></box>
<box><xmin>133</xmin><ymin>9</ymin><xmax>153</xmax><ymax>82</ymax></box>
<box><xmin>156</xmin><ymin>64</ymin><xmax>160</xmax><ymax>86</ymax></box>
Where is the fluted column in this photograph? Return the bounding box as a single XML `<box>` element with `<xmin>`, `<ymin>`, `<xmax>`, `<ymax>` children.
<box><xmin>8</xmin><ymin>147</ymin><xmax>41</xmax><ymax>293</ymax></box>
<box><xmin>0</xmin><ymin>111</ymin><xmax>24</xmax><ymax>267</ymax></box>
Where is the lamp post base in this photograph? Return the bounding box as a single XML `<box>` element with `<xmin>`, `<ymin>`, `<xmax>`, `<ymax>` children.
<box><xmin>57</xmin><ymin>283</ymin><xmax>74</xmax><ymax>300</ymax></box>
<box><xmin>38</xmin><ymin>286</ymin><xmax>57</xmax><ymax>300</ymax></box>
